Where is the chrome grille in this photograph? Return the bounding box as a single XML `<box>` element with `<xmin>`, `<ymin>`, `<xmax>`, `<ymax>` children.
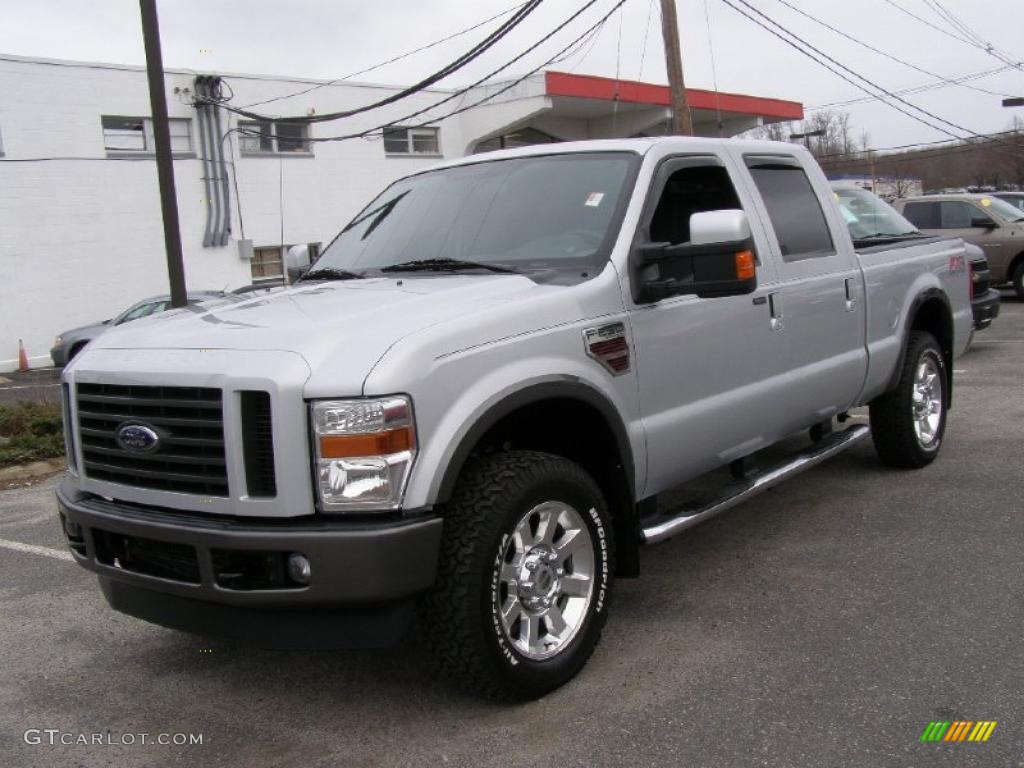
<box><xmin>77</xmin><ymin>383</ymin><xmax>228</xmax><ymax>496</ymax></box>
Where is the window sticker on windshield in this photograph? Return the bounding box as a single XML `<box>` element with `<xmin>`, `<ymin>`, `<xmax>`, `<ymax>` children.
<box><xmin>981</xmin><ymin>197</ymin><xmax>992</xmax><ymax>207</ymax></box>
<box><xmin>585</xmin><ymin>192</ymin><xmax>605</xmax><ymax>207</ymax></box>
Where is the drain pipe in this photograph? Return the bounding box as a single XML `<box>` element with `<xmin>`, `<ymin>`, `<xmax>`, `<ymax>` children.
<box><xmin>210</xmin><ymin>78</ymin><xmax>232</xmax><ymax>246</ymax></box>
<box><xmin>201</xmin><ymin>78</ymin><xmax>224</xmax><ymax>247</ymax></box>
<box><xmin>195</xmin><ymin>76</ymin><xmax>216</xmax><ymax>247</ymax></box>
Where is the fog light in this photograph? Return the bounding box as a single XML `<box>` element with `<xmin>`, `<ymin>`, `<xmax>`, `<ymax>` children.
<box><xmin>64</xmin><ymin>518</ymin><xmax>82</xmax><ymax>539</ymax></box>
<box><xmin>287</xmin><ymin>553</ymin><xmax>311</xmax><ymax>585</ymax></box>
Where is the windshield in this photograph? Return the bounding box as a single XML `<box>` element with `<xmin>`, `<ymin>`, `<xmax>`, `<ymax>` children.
<box><xmin>979</xmin><ymin>195</ymin><xmax>1024</xmax><ymax>222</ymax></box>
<box><xmin>307</xmin><ymin>152</ymin><xmax>639</xmax><ymax>280</ymax></box>
<box><xmin>834</xmin><ymin>187</ymin><xmax>920</xmax><ymax>240</ymax></box>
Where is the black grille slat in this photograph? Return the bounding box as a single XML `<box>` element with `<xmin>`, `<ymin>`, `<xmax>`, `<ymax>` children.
<box><xmin>81</xmin><ymin>444</ymin><xmax>227</xmax><ymax>466</ymax></box>
<box><xmin>77</xmin><ymin>383</ymin><xmax>229</xmax><ymax>497</ymax></box>
<box><xmin>241</xmin><ymin>391</ymin><xmax>277</xmax><ymax>498</ymax></box>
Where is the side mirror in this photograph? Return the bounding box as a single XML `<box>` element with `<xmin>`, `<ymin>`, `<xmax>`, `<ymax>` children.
<box><xmin>971</xmin><ymin>217</ymin><xmax>996</xmax><ymax>230</ymax></box>
<box><xmin>285</xmin><ymin>244</ymin><xmax>312</xmax><ymax>282</ymax></box>
<box><xmin>635</xmin><ymin>209</ymin><xmax>758</xmax><ymax>302</ymax></box>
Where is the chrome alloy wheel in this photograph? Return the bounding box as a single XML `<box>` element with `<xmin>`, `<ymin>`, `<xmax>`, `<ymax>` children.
<box><xmin>495</xmin><ymin>501</ymin><xmax>595</xmax><ymax>661</ymax></box>
<box><xmin>911</xmin><ymin>355</ymin><xmax>943</xmax><ymax>448</ymax></box>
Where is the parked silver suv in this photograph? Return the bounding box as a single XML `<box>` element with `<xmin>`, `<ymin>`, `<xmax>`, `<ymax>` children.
<box><xmin>896</xmin><ymin>193</ymin><xmax>1024</xmax><ymax>297</ymax></box>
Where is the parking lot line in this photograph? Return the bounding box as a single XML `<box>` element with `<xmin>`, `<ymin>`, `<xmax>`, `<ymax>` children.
<box><xmin>0</xmin><ymin>538</ymin><xmax>73</xmax><ymax>561</ymax></box>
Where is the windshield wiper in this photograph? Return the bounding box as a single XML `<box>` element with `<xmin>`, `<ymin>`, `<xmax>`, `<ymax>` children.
<box><xmin>299</xmin><ymin>267</ymin><xmax>365</xmax><ymax>282</ymax></box>
<box><xmin>380</xmin><ymin>258</ymin><xmax>520</xmax><ymax>275</ymax></box>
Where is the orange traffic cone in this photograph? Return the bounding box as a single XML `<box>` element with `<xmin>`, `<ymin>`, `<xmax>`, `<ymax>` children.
<box><xmin>17</xmin><ymin>338</ymin><xmax>30</xmax><ymax>372</ymax></box>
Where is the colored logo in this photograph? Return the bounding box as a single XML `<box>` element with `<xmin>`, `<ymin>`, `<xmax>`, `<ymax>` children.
<box><xmin>920</xmin><ymin>721</ymin><xmax>997</xmax><ymax>742</ymax></box>
<box><xmin>115</xmin><ymin>423</ymin><xmax>161</xmax><ymax>454</ymax></box>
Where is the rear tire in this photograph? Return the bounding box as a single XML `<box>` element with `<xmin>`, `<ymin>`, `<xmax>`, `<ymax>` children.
<box><xmin>421</xmin><ymin>450</ymin><xmax>614</xmax><ymax>700</ymax></box>
<box><xmin>870</xmin><ymin>331</ymin><xmax>947</xmax><ymax>469</ymax></box>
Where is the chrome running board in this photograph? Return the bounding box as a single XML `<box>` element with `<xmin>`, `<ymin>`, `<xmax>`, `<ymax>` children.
<box><xmin>640</xmin><ymin>425</ymin><xmax>870</xmax><ymax>545</ymax></box>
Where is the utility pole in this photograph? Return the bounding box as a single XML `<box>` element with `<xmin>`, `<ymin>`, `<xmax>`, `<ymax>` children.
<box><xmin>139</xmin><ymin>0</ymin><xmax>187</xmax><ymax>308</ymax></box>
<box><xmin>659</xmin><ymin>0</ymin><xmax>694</xmax><ymax>136</ymax></box>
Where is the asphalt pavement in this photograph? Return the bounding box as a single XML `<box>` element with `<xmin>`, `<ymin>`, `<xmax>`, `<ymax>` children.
<box><xmin>0</xmin><ymin>296</ymin><xmax>1021</xmax><ymax>768</ymax></box>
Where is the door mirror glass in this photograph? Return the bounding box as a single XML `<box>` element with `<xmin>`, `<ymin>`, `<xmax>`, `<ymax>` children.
<box><xmin>636</xmin><ymin>209</ymin><xmax>757</xmax><ymax>301</ymax></box>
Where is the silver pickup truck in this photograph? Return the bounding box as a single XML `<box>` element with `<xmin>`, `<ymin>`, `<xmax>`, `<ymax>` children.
<box><xmin>57</xmin><ymin>138</ymin><xmax>972</xmax><ymax>699</ymax></box>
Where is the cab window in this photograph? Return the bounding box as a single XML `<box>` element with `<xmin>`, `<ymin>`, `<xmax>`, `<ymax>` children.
<box><xmin>649</xmin><ymin>164</ymin><xmax>741</xmax><ymax>245</ymax></box>
<box><xmin>745</xmin><ymin>161</ymin><xmax>834</xmax><ymax>262</ymax></box>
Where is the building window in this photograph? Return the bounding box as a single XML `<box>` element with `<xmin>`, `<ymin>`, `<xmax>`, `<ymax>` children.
<box><xmin>239</xmin><ymin>120</ymin><xmax>311</xmax><ymax>154</ymax></box>
<box><xmin>250</xmin><ymin>242</ymin><xmax>322</xmax><ymax>282</ymax></box>
<box><xmin>101</xmin><ymin>116</ymin><xmax>193</xmax><ymax>155</ymax></box>
<box><xmin>251</xmin><ymin>246</ymin><xmax>285</xmax><ymax>280</ymax></box>
<box><xmin>382</xmin><ymin>126</ymin><xmax>440</xmax><ymax>156</ymax></box>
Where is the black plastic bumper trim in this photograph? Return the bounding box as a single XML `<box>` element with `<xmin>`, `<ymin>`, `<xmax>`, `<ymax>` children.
<box><xmin>57</xmin><ymin>479</ymin><xmax>442</xmax><ymax>607</ymax></box>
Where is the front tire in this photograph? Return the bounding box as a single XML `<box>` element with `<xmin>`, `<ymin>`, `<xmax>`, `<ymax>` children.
<box><xmin>870</xmin><ymin>331</ymin><xmax>947</xmax><ymax>468</ymax></box>
<box><xmin>421</xmin><ymin>451</ymin><xmax>614</xmax><ymax>700</ymax></box>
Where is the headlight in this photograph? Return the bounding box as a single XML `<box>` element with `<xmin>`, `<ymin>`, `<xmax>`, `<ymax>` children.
<box><xmin>311</xmin><ymin>396</ymin><xmax>416</xmax><ymax>512</ymax></box>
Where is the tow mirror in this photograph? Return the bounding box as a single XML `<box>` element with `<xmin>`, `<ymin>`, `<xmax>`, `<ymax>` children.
<box><xmin>636</xmin><ymin>209</ymin><xmax>758</xmax><ymax>302</ymax></box>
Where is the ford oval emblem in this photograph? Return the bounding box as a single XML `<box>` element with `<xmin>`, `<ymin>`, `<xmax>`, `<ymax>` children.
<box><xmin>115</xmin><ymin>423</ymin><xmax>161</xmax><ymax>454</ymax></box>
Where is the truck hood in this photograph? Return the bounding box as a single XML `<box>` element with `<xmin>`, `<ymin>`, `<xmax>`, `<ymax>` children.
<box><xmin>90</xmin><ymin>274</ymin><xmax>567</xmax><ymax>391</ymax></box>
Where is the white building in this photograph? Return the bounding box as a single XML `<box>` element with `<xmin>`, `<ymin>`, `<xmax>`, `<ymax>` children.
<box><xmin>0</xmin><ymin>54</ymin><xmax>803</xmax><ymax>370</ymax></box>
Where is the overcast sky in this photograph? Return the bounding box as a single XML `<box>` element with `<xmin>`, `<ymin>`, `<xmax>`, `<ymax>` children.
<box><xmin>2</xmin><ymin>0</ymin><xmax>1023</xmax><ymax>147</ymax></box>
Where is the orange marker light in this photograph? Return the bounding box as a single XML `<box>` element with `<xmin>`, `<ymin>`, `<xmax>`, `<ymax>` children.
<box><xmin>320</xmin><ymin>427</ymin><xmax>413</xmax><ymax>458</ymax></box>
<box><xmin>735</xmin><ymin>250</ymin><xmax>756</xmax><ymax>280</ymax></box>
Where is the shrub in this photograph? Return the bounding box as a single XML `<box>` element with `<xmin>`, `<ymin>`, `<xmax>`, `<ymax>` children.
<box><xmin>0</xmin><ymin>401</ymin><xmax>65</xmax><ymax>469</ymax></box>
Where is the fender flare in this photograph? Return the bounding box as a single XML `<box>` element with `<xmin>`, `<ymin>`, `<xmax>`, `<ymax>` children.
<box><xmin>435</xmin><ymin>380</ymin><xmax>636</xmax><ymax>505</ymax></box>
<box><xmin>887</xmin><ymin>287</ymin><xmax>954</xmax><ymax>406</ymax></box>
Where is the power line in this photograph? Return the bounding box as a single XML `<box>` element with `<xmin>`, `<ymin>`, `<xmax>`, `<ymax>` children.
<box><xmin>230</xmin><ymin>0</ymin><xmax>622</xmax><ymax>146</ymax></box>
<box><xmin>206</xmin><ymin>0</ymin><xmax>545</xmax><ymax>124</ymax></box>
<box><xmin>924</xmin><ymin>0</ymin><xmax>1022</xmax><ymax>70</ymax></box>
<box><xmin>233</xmin><ymin>2</ymin><xmax>529</xmax><ymax>110</ymax></box>
<box><xmin>721</xmin><ymin>0</ymin><xmax>1024</xmax><ymax>161</ymax></box>
<box><xmin>810</xmin><ymin>64</ymin><xmax>1017</xmax><ymax>110</ymax></box>
<box><xmin>882</xmin><ymin>0</ymin><xmax>1024</xmax><ymax>71</ymax></box>
<box><xmin>720</xmin><ymin>0</ymin><xmax>964</xmax><ymax>140</ymax></box>
<box><xmin>769</xmin><ymin>0</ymin><xmax>1013</xmax><ymax>100</ymax></box>
<box><xmin>817</xmin><ymin>128</ymin><xmax>1024</xmax><ymax>160</ymax></box>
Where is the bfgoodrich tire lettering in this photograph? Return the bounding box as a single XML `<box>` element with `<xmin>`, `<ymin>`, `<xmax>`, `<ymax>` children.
<box><xmin>421</xmin><ymin>450</ymin><xmax>614</xmax><ymax>700</ymax></box>
<box><xmin>870</xmin><ymin>331</ymin><xmax>947</xmax><ymax>468</ymax></box>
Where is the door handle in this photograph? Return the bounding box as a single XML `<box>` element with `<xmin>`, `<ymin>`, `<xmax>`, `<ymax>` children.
<box><xmin>844</xmin><ymin>278</ymin><xmax>857</xmax><ymax>312</ymax></box>
<box><xmin>769</xmin><ymin>291</ymin><xmax>784</xmax><ymax>332</ymax></box>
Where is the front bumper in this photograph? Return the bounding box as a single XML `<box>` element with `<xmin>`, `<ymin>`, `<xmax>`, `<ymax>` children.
<box><xmin>971</xmin><ymin>288</ymin><xmax>1001</xmax><ymax>330</ymax></box>
<box><xmin>57</xmin><ymin>478</ymin><xmax>442</xmax><ymax>647</ymax></box>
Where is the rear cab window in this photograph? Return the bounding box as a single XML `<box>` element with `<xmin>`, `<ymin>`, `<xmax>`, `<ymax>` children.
<box><xmin>743</xmin><ymin>157</ymin><xmax>835</xmax><ymax>262</ymax></box>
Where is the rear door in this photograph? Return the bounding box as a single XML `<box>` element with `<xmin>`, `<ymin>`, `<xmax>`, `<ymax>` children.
<box><xmin>732</xmin><ymin>153</ymin><xmax>867</xmax><ymax>423</ymax></box>
<box><xmin>626</xmin><ymin>151</ymin><xmax>789</xmax><ymax>496</ymax></box>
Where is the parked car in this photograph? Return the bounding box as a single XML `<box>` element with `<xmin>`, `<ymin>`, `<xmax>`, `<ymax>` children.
<box><xmin>895</xmin><ymin>193</ymin><xmax>1024</xmax><ymax>298</ymax></box>
<box><xmin>994</xmin><ymin>191</ymin><xmax>1024</xmax><ymax>212</ymax></box>
<box><xmin>57</xmin><ymin>138</ymin><xmax>972</xmax><ymax>699</ymax></box>
<box><xmin>831</xmin><ymin>186</ymin><xmax>999</xmax><ymax>332</ymax></box>
<box><xmin>50</xmin><ymin>291</ymin><xmax>226</xmax><ymax>367</ymax></box>
<box><xmin>964</xmin><ymin>243</ymin><xmax>1001</xmax><ymax>331</ymax></box>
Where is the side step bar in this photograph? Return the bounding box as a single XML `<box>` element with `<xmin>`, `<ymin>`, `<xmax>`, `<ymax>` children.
<box><xmin>640</xmin><ymin>425</ymin><xmax>870</xmax><ymax>545</ymax></box>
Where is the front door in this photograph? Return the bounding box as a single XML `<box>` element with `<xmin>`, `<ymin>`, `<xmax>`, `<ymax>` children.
<box><xmin>626</xmin><ymin>153</ymin><xmax>788</xmax><ymax>497</ymax></box>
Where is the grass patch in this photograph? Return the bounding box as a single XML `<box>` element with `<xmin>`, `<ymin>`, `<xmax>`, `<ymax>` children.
<box><xmin>0</xmin><ymin>401</ymin><xmax>65</xmax><ymax>468</ymax></box>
